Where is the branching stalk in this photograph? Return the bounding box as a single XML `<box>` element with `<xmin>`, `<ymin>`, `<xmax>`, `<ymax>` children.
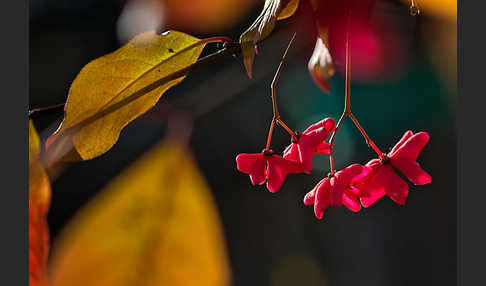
<box><xmin>276</xmin><ymin>118</ymin><xmax>295</xmax><ymax>136</ymax></box>
<box><xmin>264</xmin><ymin>33</ymin><xmax>297</xmax><ymax>150</ymax></box>
<box><xmin>328</xmin><ymin>15</ymin><xmax>384</xmax><ymax>175</ymax></box>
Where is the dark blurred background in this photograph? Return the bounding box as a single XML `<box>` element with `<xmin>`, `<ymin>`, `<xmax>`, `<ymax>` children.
<box><xmin>30</xmin><ymin>0</ymin><xmax>457</xmax><ymax>285</ymax></box>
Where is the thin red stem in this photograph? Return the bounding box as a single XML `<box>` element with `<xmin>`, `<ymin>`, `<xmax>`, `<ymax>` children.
<box><xmin>265</xmin><ymin>119</ymin><xmax>276</xmax><ymax>151</ymax></box>
<box><xmin>344</xmin><ymin>32</ymin><xmax>351</xmax><ymax>114</ymax></box>
<box><xmin>348</xmin><ymin>113</ymin><xmax>384</xmax><ymax>158</ymax></box>
<box><xmin>328</xmin><ymin>23</ymin><xmax>352</xmax><ymax>175</ymax></box>
<box><xmin>203</xmin><ymin>36</ymin><xmax>234</xmax><ymax>44</ymax></box>
<box><xmin>277</xmin><ymin>118</ymin><xmax>296</xmax><ymax>137</ymax></box>
<box><xmin>327</xmin><ymin>12</ymin><xmax>384</xmax><ymax>174</ymax></box>
<box><xmin>264</xmin><ymin>33</ymin><xmax>297</xmax><ymax>148</ymax></box>
<box><xmin>270</xmin><ymin>32</ymin><xmax>296</xmax><ymax>119</ymax></box>
<box><xmin>328</xmin><ymin>112</ymin><xmax>346</xmax><ymax>174</ymax></box>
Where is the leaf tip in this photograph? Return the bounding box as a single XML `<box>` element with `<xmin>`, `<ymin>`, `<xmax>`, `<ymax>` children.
<box><xmin>245</xmin><ymin>66</ymin><xmax>253</xmax><ymax>79</ymax></box>
<box><xmin>45</xmin><ymin>134</ymin><xmax>56</xmax><ymax>151</ymax></box>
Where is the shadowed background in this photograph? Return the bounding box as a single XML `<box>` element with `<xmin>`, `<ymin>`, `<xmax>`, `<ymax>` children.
<box><xmin>30</xmin><ymin>0</ymin><xmax>456</xmax><ymax>285</ymax></box>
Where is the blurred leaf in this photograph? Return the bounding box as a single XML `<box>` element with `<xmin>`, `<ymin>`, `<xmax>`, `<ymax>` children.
<box><xmin>239</xmin><ymin>0</ymin><xmax>299</xmax><ymax>78</ymax></box>
<box><xmin>422</xmin><ymin>17</ymin><xmax>457</xmax><ymax>93</ymax></box>
<box><xmin>46</xmin><ymin>31</ymin><xmax>209</xmax><ymax>162</ymax></box>
<box><xmin>161</xmin><ymin>0</ymin><xmax>261</xmax><ymax>33</ymax></box>
<box><xmin>401</xmin><ymin>0</ymin><xmax>456</xmax><ymax>21</ymax></box>
<box><xmin>49</xmin><ymin>141</ymin><xmax>231</xmax><ymax>286</ymax></box>
<box><xmin>308</xmin><ymin>27</ymin><xmax>334</xmax><ymax>94</ymax></box>
<box><xmin>29</xmin><ymin>121</ymin><xmax>51</xmax><ymax>286</ymax></box>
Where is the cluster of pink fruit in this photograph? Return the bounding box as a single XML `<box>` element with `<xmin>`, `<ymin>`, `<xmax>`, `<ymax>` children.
<box><xmin>236</xmin><ymin>117</ymin><xmax>432</xmax><ymax>220</ymax></box>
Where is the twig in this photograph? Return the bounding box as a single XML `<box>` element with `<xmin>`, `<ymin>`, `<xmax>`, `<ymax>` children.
<box><xmin>28</xmin><ymin>42</ymin><xmax>241</xmax><ymax>119</ymax></box>
<box><xmin>265</xmin><ymin>33</ymin><xmax>297</xmax><ymax>151</ymax></box>
<box><xmin>28</xmin><ymin>103</ymin><xmax>65</xmax><ymax>119</ymax></box>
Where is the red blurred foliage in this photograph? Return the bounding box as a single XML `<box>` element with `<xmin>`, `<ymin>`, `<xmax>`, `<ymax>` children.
<box><xmin>313</xmin><ymin>0</ymin><xmax>410</xmax><ymax>81</ymax></box>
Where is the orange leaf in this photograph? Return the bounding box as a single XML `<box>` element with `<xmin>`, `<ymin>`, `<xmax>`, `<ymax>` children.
<box><xmin>29</xmin><ymin>120</ymin><xmax>51</xmax><ymax>286</ymax></box>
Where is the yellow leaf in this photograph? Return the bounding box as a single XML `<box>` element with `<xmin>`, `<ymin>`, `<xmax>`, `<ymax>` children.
<box><xmin>307</xmin><ymin>27</ymin><xmax>334</xmax><ymax>94</ymax></box>
<box><xmin>277</xmin><ymin>0</ymin><xmax>299</xmax><ymax>20</ymax></box>
<box><xmin>46</xmin><ymin>30</ymin><xmax>212</xmax><ymax>163</ymax></box>
<box><xmin>29</xmin><ymin>120</ymin><xmax>51</xmax><ymax>286</ymax></box>
<box><xmin>239</xmin><ymin>0</ymin><xmax>300</xmax><ymax>78</ymax></box>
<box><xmin>49</xmin><ymin>141</ymin><xmax>231</xmax><ymax>286</ymax></box>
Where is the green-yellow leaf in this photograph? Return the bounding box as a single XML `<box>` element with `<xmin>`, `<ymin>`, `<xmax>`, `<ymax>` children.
<box><xmin>239</xmin><ymin>0</ymin><xmax>299</xmax><ymax>78</ymax></box>
<box><xmin>46</xmin><ymin>30</ymin><xmax>208</xmax><ymax>163</ymax></box>
<box><xmin>29</xmin><ymin>120</ymin><xmax>51</xmax><ymax>286</ymax></box>
<box><xmin>49</xmin><ymin>141</ymin><xmax>231</xmax><ymax>286</ymax></box>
